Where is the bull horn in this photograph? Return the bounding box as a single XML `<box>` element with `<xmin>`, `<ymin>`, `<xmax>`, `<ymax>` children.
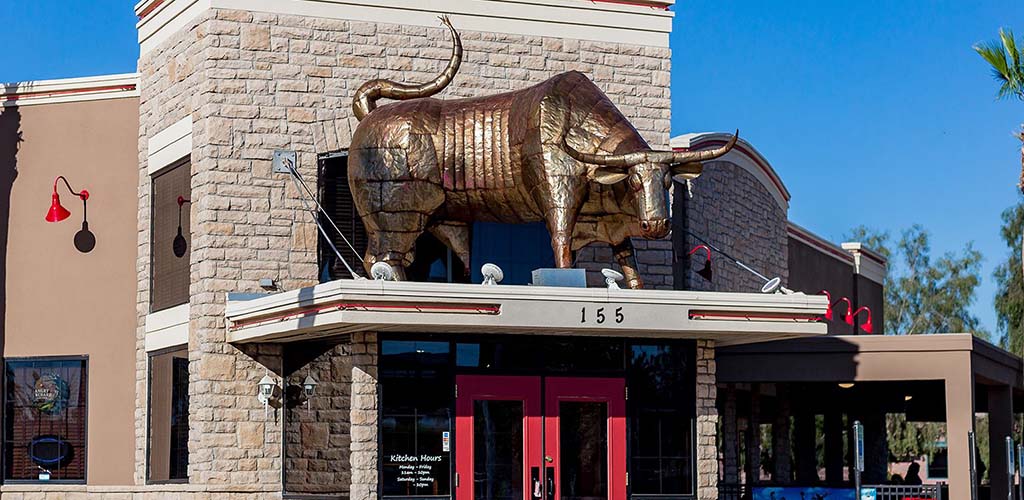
<box><xmin>660</xmin><ymin>130</ymin><xmax>739</xmax><ymax>164</ymax></box>
<box><xmin>563</xmin><ymin>130</ymin><xmax>739</xmax><ymax>167</ymax></box>
<box><xmin>562</xmin><ymin>139</ymin><xmax>648</xmax><ymax>168</ymax></box>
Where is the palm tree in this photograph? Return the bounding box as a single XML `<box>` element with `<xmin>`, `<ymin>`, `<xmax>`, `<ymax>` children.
<box><xmin>974</xmin><ymin>28</ymin><xmax>1024</xmax><ymax>190</ymax></box>
<box><xmin>976</xmin><ymin>28</ymin><xmax>1024</xmax><ymax>355</ymax></box>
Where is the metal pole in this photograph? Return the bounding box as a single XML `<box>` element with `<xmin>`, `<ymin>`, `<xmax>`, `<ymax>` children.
<box><xmin>969</xmin><ymin>431</ymin><xmax>978</xmax><ymax>500</ymax></box>
<box><xmin>854</xmin><ymin>420</ymin><xmax>864</xmax><ymax>499</ymax></box>
<box><xmin>1007</xmin><ymin>437</ymin><xmax>1015</xmax><ymax>500</ymax></box>
<box><xmin>1017</xmin><ymin>443</ymin><xmax>1023</xmax><ymax>500</ymax></box>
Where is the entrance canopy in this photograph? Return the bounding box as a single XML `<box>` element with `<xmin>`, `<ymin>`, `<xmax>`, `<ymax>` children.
<box><xmin>225</xmin><ymin>279</ymin><xmax>828</xmax><ymax>345</ymax></box>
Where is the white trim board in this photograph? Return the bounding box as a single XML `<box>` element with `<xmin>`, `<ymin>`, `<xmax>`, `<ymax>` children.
<box><xmin>1</xmin><ymin>73</ymin><xmax>139</xmax><ymax>108</ymax></box>
<box><xmin>137</xmin><ymin>0</ymin><xmax>673</xmax><ymax>55</ymax></box>
<box><xmin>148</xmin><ymin>116</ymin><xmax>193</xmax><ymax>176</ymax></box>
<box><xmin>841</xmin><ymin>242</ymin><xmax>888</xmax><ymax>285</ymax></box>
<box><xmin>226</xmin><ymin>279</ymin><xmax>828</xmax><ymax>346</ymax></box>
<box><xmin>145</xmin><ymin>303</ymin><xmax>190</xmax><ymax>352</ymax></box>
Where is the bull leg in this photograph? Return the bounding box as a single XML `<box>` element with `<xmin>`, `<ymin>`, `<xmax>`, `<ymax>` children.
<box><xmin>428</xmin><ymin>221</ymin><xmax>471</xmax><ymax>276</ymax></box>
<box><xmin>364</xmin><ymin>228</ymin><xmax>421</xmax><ymax>281</ymax></box>
<box><xmin>612</xmin><ymin>239</ymin><xmax>644</xmax><ymax>289</ymax></box>
<box><xmin>544</xmin><ymin>207</ymin><xmax>578</xmax><ymax>268</ymax></box>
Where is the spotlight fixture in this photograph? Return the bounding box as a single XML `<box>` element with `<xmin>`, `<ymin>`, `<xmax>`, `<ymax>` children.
<box><xmin>601</xmin><ymin>268</ymin><xmax>624</xmax><ymax>289</ymax></box>
<box><xmin>838</xmin><ymin>383</ymin><xmax>855</xmax><ymax>389</ymax></box>
<box><xmin>904</xmin><ymin>395</ymin><xmax>913</xmax><ymax>402</ymax></box>
<box><xmin>481</xmin><ymin>263</ymin><xmax>504</xmax><ymax>285</ymax></box>
<box><xmin>820</xmin><ymin>290</ymin><xmax>833</xmax><ymax>320</ymax></box>
<box><xmin>851</xmin><ymin>306</ymin><xmax>873</xmax><ymax>334</ymax></box>
<box><xmin>688</xmin><ymin>244</ymin><xmax>713</xmax><ymax>282</ymax></box>
<box><xmin>370</xmin><ymin>262</ymin><xmax>395</xmax><ymax>281</ymax></box>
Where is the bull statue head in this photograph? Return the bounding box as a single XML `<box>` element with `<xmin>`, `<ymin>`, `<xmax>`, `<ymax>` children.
<box><xmin>564</xmin><ymin>131</ymin><xmax>738</xmax><ymax>239</ymax></box>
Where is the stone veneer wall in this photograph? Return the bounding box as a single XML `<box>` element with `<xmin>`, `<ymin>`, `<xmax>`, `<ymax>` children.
<box><xmin>134</xmin><ymin>7</ymin><xmax>674</xmax><ymax>495</ymax></box>
<box><xmin>696</xmin><ymin>340</ymin><xmax>719</xmax><ymax>500</ymax></box>
<box><xmin>676</xmin><ymin>160</ymin><xmax>788</xmax><ymax>293</ymax></box>
<box><xmin>283</xmin><ymin>342</ymin><xmax>351</xmax><ymax>495</ymax></box>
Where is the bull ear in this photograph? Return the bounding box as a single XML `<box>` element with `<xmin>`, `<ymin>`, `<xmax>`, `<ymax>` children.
<box><xmin>671</xmin><ymin>161</ymin><xmax>703</xmax><ymax>181</ymax></box>
<box><xmin>588</xmin><ymin>166</ymin><xmax>629</xmax><ymax>185</ymax></box>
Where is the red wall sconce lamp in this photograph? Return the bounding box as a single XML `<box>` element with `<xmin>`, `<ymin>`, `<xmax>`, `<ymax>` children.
<box><xmin>688</xmin><ymin>244</ymin><xmax>713</xmax><ymax>282</ymax></box>
<box><xmin>174</xmin><ymin>196</ymin><xmax>191</xmax><ymax>258</ymax></box>
<box><xmin>851</xmin><ymin>306</ymin><xmax>873</xmax><ymax>334</ymax></box>
<box><xmin>45</xmin><ymin>176</ymin><xmax>94</xmax><ymax>253</ymax></box>
<box><xmin>835</xmin><ymin>296</ymin><xmax>854</xmax><ymax>325</ymax></box>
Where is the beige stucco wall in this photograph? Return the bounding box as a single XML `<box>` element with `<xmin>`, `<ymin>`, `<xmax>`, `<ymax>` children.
<box><xmin>0</xmin><ymin>97</ymin><xmax>140</xmax><ymax>485</ymax></box>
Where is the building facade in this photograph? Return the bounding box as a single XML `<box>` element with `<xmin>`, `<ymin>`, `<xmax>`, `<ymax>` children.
<box><xmin>0</xmin><ymin>1</ymin><xmax>1020</xmax><ymax>500</ymax></box>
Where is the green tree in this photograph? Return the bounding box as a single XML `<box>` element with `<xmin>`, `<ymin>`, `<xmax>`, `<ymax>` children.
<box><xmin>846</xmin><ymin>225</ymin><xmax>986</xmax><ymax>337</ymax></box>
<box><xmin>993</xmin><ymin>200</ymin><xmax>1024</xmax><ymax>356</ymax></box>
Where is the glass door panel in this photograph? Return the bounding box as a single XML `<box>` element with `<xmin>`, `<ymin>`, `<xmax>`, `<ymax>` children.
<box><xmin>544</xmin><ymin>377</ymin><xmax>626</xmax><ymax>500</ymax></box>
<box><xmin>455</xmin><ymin>375</ymin><xmax>543</xmax><ymax>500</ymax></box>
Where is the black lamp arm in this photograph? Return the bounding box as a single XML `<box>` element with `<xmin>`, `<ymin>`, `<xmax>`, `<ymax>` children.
<box><xmin>54</xmin><ymin>176</ymin><xmax>89</xmax><ymax>200</ymax></box>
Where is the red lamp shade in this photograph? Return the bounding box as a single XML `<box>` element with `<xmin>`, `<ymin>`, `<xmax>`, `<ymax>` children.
<box><xmin>852</xmin><ymin>306</ymin><xmax>873</xmax><ymax>334</ymax></box>
<box><xmin>45</xmin><ymin>193</ymin><xmax>71</xmax><ymax>223</ymax></box>
<box><xmin>820</xmin><ymin>290</ymin><xmax>833</xmax><ymax>320</ymax></box>
<box><xmin>45</xmin><ymin>176</ymin><xmax>89</xmax><ymax>223</ymax></box>
<box><xmin>688</xmin><ymin>245</ymin><xmax>713</xmax><ymax>282</ymax></box>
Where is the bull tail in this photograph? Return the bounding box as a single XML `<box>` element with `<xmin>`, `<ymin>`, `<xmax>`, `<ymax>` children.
<box><xmin>352</xmin><ymin>15</ymin><xmax>462</xmax><ymax>121</ymax></box>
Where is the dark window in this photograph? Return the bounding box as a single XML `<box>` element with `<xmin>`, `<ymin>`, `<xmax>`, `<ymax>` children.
<box><xmin>319</xmin><ymin>153</ymin><xmax>367</xmax><ymax>282</ymax></box>
<box><xmin>147</xmin><ymin>348</ymin><xmax>189</xmax><ymax>482</ymax></box>
<box><xmin>380</xmin><ymin>340</ymin><xmax>452</xmax><ymax>498</ymax></box>
<box><xmin>4</xmin><ymin>358</ymin><xmax>87</xmax><ymax>482</ymax></box>
<box><xmin>628</xmin><ymin>343</ymin><xmax>697</xmax><ymax>497</ymax></box>
<box><xmin>470</xmin><ymin>222</ymin><xmax>554</xmax><ymax>285</ymax></box>
<box><xmin>150</xmin><ymin>160</ymin><xmax>191</xmax><ymax>312</ymax></box>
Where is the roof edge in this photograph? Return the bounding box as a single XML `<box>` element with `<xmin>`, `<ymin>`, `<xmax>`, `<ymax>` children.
<box><xmin>672</xmin><ymin>131</ymin><xmax>791</xmax><ymax>211</ymax></box>
<box><xmin>2</xmin><ymin>73</ymin><xmax>140</xmax><ymax>108</ymax></box>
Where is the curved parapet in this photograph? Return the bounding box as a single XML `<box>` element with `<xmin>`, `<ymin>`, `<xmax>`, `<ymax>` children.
<box><xmin>671</xmin><ymin>131</ymin><xmax>791</xmax><ymax>212</ymax></box>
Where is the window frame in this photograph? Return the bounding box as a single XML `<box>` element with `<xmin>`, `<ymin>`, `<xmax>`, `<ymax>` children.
<box><xmin>2</xmin><ymin>355</ymin><xmax>89</xmax><ymax>485</ymax></box>
<box><xmin>149</xmin><ymin>157</ymin><xmax>192</xmax><ymax>313</ymax></box>
<box><xmin>145</xmin><ymin>346</ymin><xmax>190</xmax><ymax>485</ymax></box>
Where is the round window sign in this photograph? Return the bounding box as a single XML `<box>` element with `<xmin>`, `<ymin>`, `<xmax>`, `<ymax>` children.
<box><xmin>33</xmin><ymin>374</ymin><xmax>69</xmax><ymax>414</ymax></box>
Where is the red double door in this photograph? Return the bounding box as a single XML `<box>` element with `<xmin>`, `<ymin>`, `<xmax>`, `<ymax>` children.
<box><xmin>454</xmin><ymin>375</ymin><xmax>626</xmax><ymax>500</ymax></box>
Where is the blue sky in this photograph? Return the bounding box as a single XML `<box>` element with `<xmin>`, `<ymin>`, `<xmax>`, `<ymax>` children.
<box><xmin>674</xmin><ymin>1</ymin><xmax>1024</xmax><ymax>339</ymax></box>
<box><xmin>3</xmin><ymin>1</ymin><xmax>1023</xmax><ymax>339</ymax></box>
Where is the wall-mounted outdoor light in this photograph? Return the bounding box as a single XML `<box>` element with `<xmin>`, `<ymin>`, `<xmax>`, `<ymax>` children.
<box><xmin>838</xmin><ymin>383</ymin><xmax>855</xmax><ymax>389</ymax></box>
<box><xmin>174</xmin><ymin>196</ymin><xmax>190</xmax><ymax>258</ymax></box>
<box><xmin>688</xmin><ymin>245</ymin><xmax>713</xmax><ymax>282</ymax></box>
<box><xmin>820</xmin><ymin>290</ymin><xmax>834</xmax><ymax>320</ymax></box>
<box><xmin>851</xmin><ymin>306</ymin><xmax>873</xmax><ymax>334</ymax></box>
<box><xmin>834</xmin><ymin>297</ymin><xmax>854</xmax><ymax>325</ymax></box>
<box><xmin>45</xmin><ymin>176</ymin><xmax>95</xmax><ymax>253</ymax></box>
<box><xmin>481</xmin><ymin>263</ymin><xmax>504</xmax><ymax>285</ymax></box>
<box><xmin>302</xmin><ymin>375</ymin><xmax>319</xmax><ymax>415</ymax></box>
<box><xmin>602</xmin><ymin>268</ymin><xmax>624</xmax><ymax>289</ymax></box>
<box><xmin>257</xmin><ymin>373</ymin><xmax>277</xmax><ymax>417</ymax></box>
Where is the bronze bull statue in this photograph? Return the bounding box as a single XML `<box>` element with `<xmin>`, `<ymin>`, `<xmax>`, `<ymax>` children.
<box><xmin>348</xmin><ymin>17</ymin><xmax>737</xmax><ymax>288</ymax></box>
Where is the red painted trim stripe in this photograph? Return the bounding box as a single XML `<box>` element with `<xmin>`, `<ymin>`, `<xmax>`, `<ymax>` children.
<box><xmin>675</xmin><ymin>140</ymin><xmax>790</xmax><ymax>202</ymax></box>
<box><xmin>689</xmin><ymin>311</ymin><xmax>822</xmax><ymax>322</ymax></box>
<box><xmin>588</xmin><ymin>0</ymin><xmax>671</xmax><ymax>10</ymax></box>
<box><xmin>4</xmin><ymin>84</ymin><xmax>137</xmax><ymax>102</ymax></box>
<box><xmin>787</xmin><ymin>226</ymin><xmax>856</xmax><ymax>264</ymax></box>
<box><xmin>138</xmin><ymin>0</ymin><xmax>166</xmax><ymax>19</ymax></box>
<box><xmin>229</xmin><ymin>301</ymin><xmax>501</xmax><ymax>331</ymax></box>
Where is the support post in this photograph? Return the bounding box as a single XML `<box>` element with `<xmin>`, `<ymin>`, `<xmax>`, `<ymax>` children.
<box><xmin>824</xmin><ymin>410</ymin><xmax>844</xmax><ymax>485</ymax></box>
<box><xmin>746</xmin><ymin>384</ymin><xmax>762</xmax><ymax>486</ymax></box>
<box><xmin>945</xmin><ymin>362</ymin><xmax>976</xmax><ymax>500</ymax></box>
<box><xmin>989</xmin><ymin>385</ymin><xmax>1014</xmax><ymax>500</ymax></box>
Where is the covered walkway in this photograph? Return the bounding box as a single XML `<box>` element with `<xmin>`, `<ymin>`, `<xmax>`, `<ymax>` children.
<box><xmin>717</xmin><ymin>334</ymin><xmax>1024</xmax><ymax>500</ymax></box>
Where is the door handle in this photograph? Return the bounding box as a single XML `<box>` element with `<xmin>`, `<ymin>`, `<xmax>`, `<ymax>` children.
<box><xmin>531</xmin><ymin>467</ymin><xmax>542</xmax><ymax>498</ymax></box>
<box><xmin>545</xmin><ymin>466</ymin><xmax>555</xmax><ymax>500</ymax></box>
